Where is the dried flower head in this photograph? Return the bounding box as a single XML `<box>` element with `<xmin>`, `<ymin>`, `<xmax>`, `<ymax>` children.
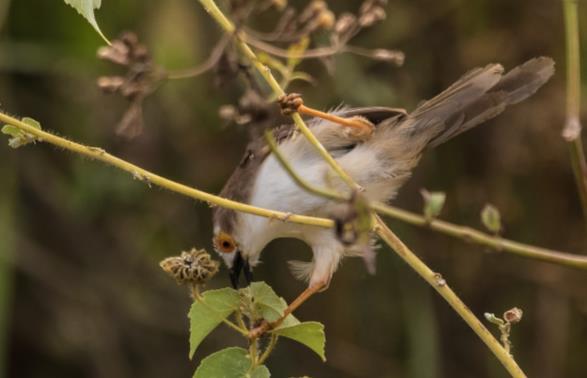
<box><xmin>160</xmin><ymin>248</ymin><xmax>220</xmax><ymax>285</ymax></box>
<box><xmin>503</xmin><ymin>307</ymin><xmax>523</xmax><ymax>324</ymax></box>
<box><xmin>96</xmin><ymin>31</ymin><xmax>160</xmax><ymax>138</ymax></box>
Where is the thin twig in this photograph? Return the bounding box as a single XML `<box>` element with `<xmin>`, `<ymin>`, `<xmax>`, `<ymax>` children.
<box><xmin>244</xmin><ymin>33</ymin><xmax>404</xmax><ymax>66</ymax></box>
<box><xmin>165</xmin><ymin>34</ymin><xmax>231</xmax><ymax>80</ymax></box>
<box><xmin>0</xmin><ymin>112</ymin><xmax>333</xmax><ymax>229</ymax></box>
<box><xmin>373</xmin><ymin>218</ymin><xmax>526</xmax><ymax>378</ymax></box>
<box><xmin>562</xmin><ymin>0</ymin><xmax>587</xmax><ymax>224</ymax></box>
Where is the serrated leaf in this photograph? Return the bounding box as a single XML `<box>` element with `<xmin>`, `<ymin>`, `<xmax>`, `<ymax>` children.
<box><xmin>272</xmin><ymin>321</ymin><xmax>326</xmax><ymax>361</ymax></box>
<box><xmin>193</xmin><ymin>347</ymin><xmax>270</xmax><ymax>378</ymax></box>
<box><xmin>189</xmin><ymin>288</ymin><xmax>240</xmax><ymax>358</ymax></box>
<box><xmin>248</xmin><ymin>282</ymin><xmax>299</xmax><ymax>327</ymax></box>
<box><xmin>481</xmin><ymin>204</ymin><xmax>502</xmax><ymax>233</ymax></box>
<box><xmin>63</xmin><ymin>0</ymin><xmax>110</xmax><ymax>44</ymax></box>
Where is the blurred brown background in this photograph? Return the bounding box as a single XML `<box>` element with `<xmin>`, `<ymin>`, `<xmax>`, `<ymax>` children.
<box><xmin>0</xmin><ymin>0</ymin><xmax>586</xmax><ymax>377</ymax></box>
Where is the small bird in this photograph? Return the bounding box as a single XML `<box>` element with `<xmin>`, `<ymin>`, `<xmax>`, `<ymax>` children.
<box><xmin>212</xmin><ymin>57</ymin><xmax>554</xmax><ymax>323</ymax></box>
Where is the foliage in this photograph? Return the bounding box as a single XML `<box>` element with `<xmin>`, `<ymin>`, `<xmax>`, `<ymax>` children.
<box><xmin>189</xmin><ymin>282</ymin><xmax>326</xmax><ymax>376</ymax></box>
<box><xmin>62</xmin><ymin>0</ymin><xmax>109</xmax><ymax>43</ymax></box>
<box><xmin>1</xmin><ymin>117</ymin><xmax>41</xmax><ymax>148</ymax></box>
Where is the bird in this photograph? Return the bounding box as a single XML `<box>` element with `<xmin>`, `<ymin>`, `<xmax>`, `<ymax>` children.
<box><xmin>211</xmin><ymin>57</ymin><xmax>554</xmax><ymax>327</ymax></box>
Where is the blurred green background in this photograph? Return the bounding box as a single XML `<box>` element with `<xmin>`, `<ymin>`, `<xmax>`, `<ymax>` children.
<box><xmin>1</xmin><ymin>0</ymin><xmax>586</xmax><ymax>377</ymax></box>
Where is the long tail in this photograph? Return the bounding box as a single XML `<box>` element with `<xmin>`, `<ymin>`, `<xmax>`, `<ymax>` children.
<box><xmin>401</xmin><ymin>57</ymin><xmax>555</xmax><ymax>149</ymax></box>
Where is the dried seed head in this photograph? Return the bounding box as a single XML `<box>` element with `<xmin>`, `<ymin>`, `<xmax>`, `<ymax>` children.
<box><xmin>97</xmin><ymin>41</ymin><xmax>130</xmax><ymax>66</ymax></box>
<box><xmin>334</xmin><ymin>13</ymin><xmax>357</xmax><ymax>36</ymax></box>
<box><xmin>317</xmin><ymin>10</ymin><xmax>335</xmax><ymax>30</ymax></box>
<box><xmin>96</xmin><ymin>76</ymin><xmax>126</xmax><ymax>93</ymax></box>
<box><xmin>160</xmin><ymin>248</ymin><xmax>220</xmax><ymax>286</ymax></box>
<box><xmin>503</xmin><ymin>307</ymin><xmax>523</xmax><ymax>324</ymax></box>
<box><xmin>371</xmin><ymin>49</ymin><xmax>406</xmax><ymax>66</ymax></box>
<box><xmin>358</xmin><ymin>0</ymin><xmax>387</xmax><ymax>27</ymax></box>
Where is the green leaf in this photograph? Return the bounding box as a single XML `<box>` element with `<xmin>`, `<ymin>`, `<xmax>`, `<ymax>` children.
<box><xmin>481</xmin><ymin>204</ymin><xmax>502</xmax><ymax>234</ymax></box>
<box><xmin>63</xmin><ymin>0</ymin><xmax>110</xmax><ymax>43</ymax></box>
<box><xmin>248</xmin><ymin>282</ymin><xmax>298</xmax><ymax>327</ymax></box>
<box><xmin>189</xmin><ymin>288</ymin><xmax>240</xmax><ymax>358</ymax></box>
<box><xmin>250</xmin><ymin>365</ymin><xmax>271</xmax><ymax>378</ymax></box>
<box><xmin>21</xmin><ymin>117</ymin><xmax>41</xmax><ymax>130</ymax></box>
<box><xmin>193</xmin><ymin>347</ymin><xmax>270</xmax><ymax>378</ymax></box>
<box><xmin>1</xmin><ymin>125</ymin><xmax>20</xmax><ymax>138</ymax></box>
<box><xmin>272</xmin><ymin>321</ymin><xmax>326</xmax><ymax>361</ymax></box>
<box><xmin>420</xmin><ymin>189</ymin><xmax>446</xmax><ymax>220</ymax></box>
<box><xmin>194</xmin><ymin>347</ymin><xmax>271</xmax><ymax>378</ymax></box>
<box><xmin>2</xmin><ymin>117</ymin><xmax>42</xmax><ymax>149</ymax></box>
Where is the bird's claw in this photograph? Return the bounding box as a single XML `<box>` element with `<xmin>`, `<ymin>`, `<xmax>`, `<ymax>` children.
<box><xmin>342</xmin><ymin>116</ymin><xmax>375</xmax><ymax>141</ymax></box>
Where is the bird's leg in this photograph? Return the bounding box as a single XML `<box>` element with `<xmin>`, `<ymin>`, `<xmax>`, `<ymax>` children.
<box><xmin>248</xmin><ymin>279</ymin><xmax>327</xmax><ymax>339</ymax></box>
<box><xmin>278</xmin><ymin>93</ymin><xmax>375</xmax><ymax>139</ymax></box>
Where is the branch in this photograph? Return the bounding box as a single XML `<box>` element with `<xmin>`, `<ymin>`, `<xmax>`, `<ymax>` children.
<box><xmin>0</xmin><ymin>112</ymin><xmax>332</xmax><ymax>229</ymax></box>
<box><xmin>562</xmin><ymin>0</ymin><xmax>587</xmax><ymax>223</ymax></box>
<box><xmin>373</xmin><ymin>218</ymin><xmax>526</xmax><ymax>378</ymax></box>
<box><xmin>265</xmin><ymin>130</ymin><xmax>587</xmax><ymax>271</ymax></box>
<box><xmin>164</xmin><ymin>34</ymin><xmax>231</xmax><ymax>80</ymax></box>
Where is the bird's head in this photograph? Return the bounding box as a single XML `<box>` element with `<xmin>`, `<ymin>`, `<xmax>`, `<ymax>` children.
<box><xmin>212</xmin><ymin>228</ymin><xmax>254</xmax><ymax>289</ymax></box>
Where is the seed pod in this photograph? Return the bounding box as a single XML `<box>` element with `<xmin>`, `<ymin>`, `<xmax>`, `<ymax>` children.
<box><xmin>160</xmin><ymin>248</ymin><xmax>220</xmax><ymax>285</ymax></box>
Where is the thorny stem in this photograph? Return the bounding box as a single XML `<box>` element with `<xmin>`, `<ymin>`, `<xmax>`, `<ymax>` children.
<box><xmin>265</xmin><ymin>130</ymin><xmax>587</xmax><ymax>270</ymax></box>
<box><xmin>198</xmin><ymin>1</ymin><xmax>526</xmax><ymax>374</ymax></box>
<box><xmin>562</xmin><ymin>0</ymin><xmax>587</xmax><ymax>224</ymax></box>
<box><xmin>374</xmin><ymin>217</ymin><xmax>526</xmax><ymax>378</ymax></box>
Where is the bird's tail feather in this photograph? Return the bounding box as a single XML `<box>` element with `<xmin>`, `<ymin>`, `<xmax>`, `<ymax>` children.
<box><xmin>405</xmin><ymin>57</ymin><xmax>555</xmax><ymax>149</ymax></box>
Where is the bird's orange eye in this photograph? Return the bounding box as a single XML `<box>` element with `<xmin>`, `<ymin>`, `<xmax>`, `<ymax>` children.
<box><xmin>214</xmin><ymin>232</ymin><xmax>237</xmax><ymax>254</ymax></box>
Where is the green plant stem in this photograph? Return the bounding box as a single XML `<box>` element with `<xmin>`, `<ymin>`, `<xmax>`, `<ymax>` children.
<box><xmin>373</xmin><ymin>217</ymin><xmax>526</xmax><ymax>378</ymax></box>
<box><xmin>265</xmin><ymin>130</ymin><xmax>587</xmax><ymax>270</ymax></box>
<box><xmin>0</xmin><ymin>112</ymin><xmax>333</xmax><ymax>230</ymax></box>
<box><xmin>249</xmin><ymin>338</ymin><xmax>259</xmax><ymax>366</ymax></box>
<box><xmin>258</xmin><ymin>334</ymin><xmax>278</xmax><ymax>365</ymax></box>
<box><xmin>562</xmin><ymin>0</ymin><xmax>587</xmax><ymax>224</ymax></box>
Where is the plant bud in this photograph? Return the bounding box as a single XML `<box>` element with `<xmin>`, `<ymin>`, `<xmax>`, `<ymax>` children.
<box><xmin>481</xmin><ymin>204</ymin><xmax>502</xmax><ymax>234</ymax></box>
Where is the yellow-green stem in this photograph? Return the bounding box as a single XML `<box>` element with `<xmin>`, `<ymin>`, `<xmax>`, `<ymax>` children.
<box><xmin>374</xmin><ymin>217</ymin><xmax>526</xmax><ymax>378</ymax></box>
<box><xmin>0</xmin><ymin>112</ymin><xmax>333</xmax><ymax>230</ymax></box>
<box><xmin>562</xmin><ymin>0</ymin><xmax>587</xmax><ymax>224</ymax></box>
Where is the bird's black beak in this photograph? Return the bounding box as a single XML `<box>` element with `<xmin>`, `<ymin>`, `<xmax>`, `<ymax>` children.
<box><xmin>229</xmin><ymin>250</ymin><xmax>253</xmax><ymax>289</ymax></box>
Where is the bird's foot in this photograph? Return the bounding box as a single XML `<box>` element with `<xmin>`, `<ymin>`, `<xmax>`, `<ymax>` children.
<box><xmin>342</xmin><ymin>116</ymin><xmax>375</xmax><ymax>141</ymax></box>
<box><xmin>277</xmin><ymin>93</ymin><xmax>375</xmax><ymax>140</ymax></box>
